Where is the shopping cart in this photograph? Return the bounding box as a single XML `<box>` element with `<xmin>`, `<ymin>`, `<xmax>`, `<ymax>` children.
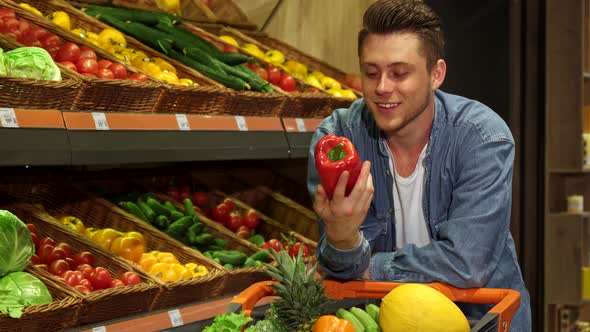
<box><xmin>227</xmin><ymin>280</ymin><xmax>521</xmax><ymax>332</ymax></box>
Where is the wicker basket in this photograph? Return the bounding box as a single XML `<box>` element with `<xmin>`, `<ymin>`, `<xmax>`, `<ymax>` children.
<box><xmin>1</xmin><ymin>0</ymin><xmax>166</xmax><ymax>113</ymax></box>
<box><xmin>16</xmin><ymin>0</ymin><xmax>238</xmax><ymax>115</ymax></box>
<box><xmin>0</xmin><ymin>34</ymin><xmax>82</xmax><ymax>111</ymax></box>
<box><xmin>7</xmin><ymin>203</ymin><xmax>163</xmax><ymax>326</ymax></box>
<box><xmin>0</xmin><ymin>268</ymin><xmax>83</xmax><ymax>331</ymax></box>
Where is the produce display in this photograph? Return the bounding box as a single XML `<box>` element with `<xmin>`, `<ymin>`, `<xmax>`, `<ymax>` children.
<box><xmin>116</xmin><ymin>193</ymin><xmax>272</xmax><ymax>269</ymax></box>
<box><xmin>53</xmin><ymin>214</ymin><xmax>210</xmax><ymax>282</ymax></box>
<box><xmin>0</xmin><ymin>6</ymin><xmax>147</xmax><ymax>80</ymax></box>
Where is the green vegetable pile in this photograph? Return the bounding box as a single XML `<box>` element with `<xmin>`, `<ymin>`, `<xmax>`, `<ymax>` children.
<box><xmin>0</xmin><ymin>210</ymin><xmax>52</xmax><ymax>318</ymax></box>
<box><xmin>0</xmin><ymin>47</ymin><xmax>61</xmax><ymax>81</ymax></box>
<box><xmin>118</xmin><ymin>194</ymin><xmax>271</xmax><ymax>269</ymax></box>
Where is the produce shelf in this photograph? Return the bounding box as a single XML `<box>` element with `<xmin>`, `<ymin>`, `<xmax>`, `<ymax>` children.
<box><xmin>282</xmin><ymin>117</ymin><xmax>321</xmax><ymax>158</ymax></box>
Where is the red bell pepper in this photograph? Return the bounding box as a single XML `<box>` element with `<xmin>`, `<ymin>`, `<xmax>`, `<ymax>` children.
<box><xmin>314</xmin><ymin>134</ymin><xmax>362</xmax><ymax>198</ymax></box>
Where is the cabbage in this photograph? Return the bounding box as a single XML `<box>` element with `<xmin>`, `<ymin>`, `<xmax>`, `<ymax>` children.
<box><xmin>4</xmin><ymin>47</ymin><xmax>61</xmax><ymax>81</ymax></box>
<box><xmin>0</xmin><ymin>210</ymin><xmax>34</xmax><ymax>278</ymax></box>
<box><xmin>0</xmin><ymin>272</ymin><xmax>52</xmax><ymax>318</ymax></box>
<box><xmin>0</xmin><ymin>48</ymin><xmax>7</xmax><ymax>76</ymax></box>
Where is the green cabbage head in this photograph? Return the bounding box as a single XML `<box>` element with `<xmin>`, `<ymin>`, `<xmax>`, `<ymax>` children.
<box><xmin>0</xmin><ymin>210</ymin><xmax>34</xmax><ymax>278</ymax></box>
<box><xmin>0</xmin><ymin>272</ymin><xmax>52</xmax><ymax>318</ymax></box>
<box><xmin>5</xmin><ymin>47</ymin><xmax>61</xmax><ymax>81</ymax></box>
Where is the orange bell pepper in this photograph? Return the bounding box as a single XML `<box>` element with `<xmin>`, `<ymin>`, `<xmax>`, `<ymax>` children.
<box><xmin>312</xmin><ymin>315</ymin><xmax>355</xmax><ymax>332</ymax></box>
<box><xmin>111</xmin><ymin>235</ymin><xmax>146</xmax><ymax>263</ymax></box>
<box><xmin>157</xmin><ymin>252</ymin><xmax>179</xmax><ymax>265</ymax></box>
<box><xmin>139</xmin><ymin>253</ymin><xmax>158</xmax><ymax>272</ymax></box>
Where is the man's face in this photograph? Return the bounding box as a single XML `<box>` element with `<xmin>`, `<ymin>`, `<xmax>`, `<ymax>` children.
<box><xmin>360</xmin><ymin>32</ymin><xmax>443</xmax><ymax>136</ymax></box>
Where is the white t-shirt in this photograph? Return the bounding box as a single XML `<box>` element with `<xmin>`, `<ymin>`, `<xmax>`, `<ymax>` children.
<box><xmin>384</xmin><ymin>142</ymin><xmax>431</xmax><ymax>249</ymax></box>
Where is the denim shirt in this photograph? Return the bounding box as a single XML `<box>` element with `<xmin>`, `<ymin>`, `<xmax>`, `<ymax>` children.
<box><xmin>307</xmin><ymin>90</ymin><xmax>531</xmax><ymax>331</ymax></box>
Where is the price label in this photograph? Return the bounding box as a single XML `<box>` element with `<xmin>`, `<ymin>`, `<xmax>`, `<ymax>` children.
<box><xmin>91</xmin><ymin>112</ymin><xmax>109</xmax><ymax>130</ymax></box>
<box><xmin>295</xmin><ymin>118</ymin><xmax>307</xmax><ymax>132</ymax></box>
<box><xmin>235</xmin><ymin>116</ymin><xmax>248</xmax><ymax>131</ymax></box>
<box><xmin>0</xmin><ymin>108</ymin><xmax>18</xmax><ymax>128</ymax></box>
<box><xmin>175</xmin><ymin>114</ymin><xmax>190</xmax><ymax>131</ymax></box>
<box><xmin>92</xmin><ymin>326</ymin><xmax>106</xmax><ymax>332</ymax></box>
<box><xmin>168</xmin><ymin>309</ymin><xmax>184</xmax><ymax>327</ymax></box>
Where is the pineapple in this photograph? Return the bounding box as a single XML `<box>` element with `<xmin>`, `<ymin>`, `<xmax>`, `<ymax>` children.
<box><xmin>262</xmin><ymin>248</ymin><xmax>329</xmax><ymax>332</ymax></box>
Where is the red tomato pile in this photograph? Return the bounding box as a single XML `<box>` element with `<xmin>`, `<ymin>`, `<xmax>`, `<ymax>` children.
<box><xmin>245</xmin><ymin>62</ymin><xmax>299</xmax><ymax>93</ymax></box>
<box><xmin>0</xmin><ymin>7</ymin><xmax>148</xmax><ymax>81</ymax></box>
<box><xmin>27</xmin><ymin>223</ymin><xmax>142</xmax><ymax>294</ymax></box>
<box><xmin>261</xmin><ymin>237</ymin><xmax>310</xmax><ymax>258</ymax></box>
<box><xmin>166</xmin><ymin>186</ymin><xmax>260</xmax><ymax>239</ymax></box>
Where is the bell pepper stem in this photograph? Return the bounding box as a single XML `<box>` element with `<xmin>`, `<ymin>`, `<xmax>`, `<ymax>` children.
<box><xmin>327</xmin><ymin>143</ymin><xmax>347</xmax><ymax>161</ymax></box>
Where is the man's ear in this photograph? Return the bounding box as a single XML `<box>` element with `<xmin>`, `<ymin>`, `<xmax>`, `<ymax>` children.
<box><xmin>431</xmin><ymin>59</ymin><xmax>446</xmax><ymax>90</ymax></box>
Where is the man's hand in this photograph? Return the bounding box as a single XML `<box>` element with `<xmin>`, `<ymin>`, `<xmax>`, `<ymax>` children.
<box><xmin>314</xmin><ymin>161</ymin><xmax>374</xmax><ymax>250</ymax></box>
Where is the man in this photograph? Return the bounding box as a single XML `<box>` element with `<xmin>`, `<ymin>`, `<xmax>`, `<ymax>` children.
<box><xmin>307</xmin><ymin>0</ymin><xmax>531</xmax><ymax>330</ymax></box>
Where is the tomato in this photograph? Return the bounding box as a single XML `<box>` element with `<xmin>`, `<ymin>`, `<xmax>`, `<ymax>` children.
<box><xmin>76</xmin><ymin>264</ymin><xmax>94</xmax><ymax>279</ymax></box>
<box><xmin>0</xmin><ymin>8</ymin><xmax>16</xmax><ymax>20</ymax></box>
<box><xmin>81</xmin><ymin>73</ymin><xmax>96</xmax><ymax>78</ymax></box>
<box><xmin>222</xmin><ymin>198</ymin><xmax>235</xmax><ymax>211</ymax></box>
<box><xmin>74</xmin><ymin>284</ymin><xmax>91</xmax><ymax>294</ymax></box>
<box><xmin>25</xmin><ymin>223</ymin><xmax>37</xmax><ymax>235</ymax></box>
<box><xmin>65</xmin><ymin>257</ymin><xmax>77</xmax><ymax>270</ymax></box>
<box><xmin>226</xmin><ymin>211</ymin><xmax>243</xmax><ymax>231</ymax></box>
<box><xmin>289</xmin><ymin>242</ymin><xmax>310</xmax><ymax>257</ymax></box>
<box><xmin>77</xmin><ymin>58</ymin><xmax>98</xmax><ymax>75</ymax></box>
<box><xmin>17</xmin><ymin>20</ymin><xmax>30</xmax><ymax>35</ymax></box>
<box><xmin>262</xmin><ymin>239</ymin><xmax>284</xmax><ymax>253</ymax></box>
<box><xmin>55</xmin><ymin>243</ymin><xmax>73</xmax><ymax>258</ymax></box>
<box><xmin>39</xmin><ymin>33</ymin><xmax>62</xmax><ymax>49</ymax></box>
<box><xmin>38</xmin><ymin>244</ymin><xmax>54</xmax><ymax>263</ymax></box>
<box><xmin>59</xmin><ymin>61</ymin><xmax>77</xmax><ymax>72</ymax></box>
<box><xmin>96</xmin><ymin>68</ymin><xmax>114</xmax><ymax>79</ymax></box>
<box><xmin>77</xmin><ymin>278</ymin><xmax>93</xmax><ymax>290</ymax></box>
<box><xmin>30</xmin><ymin>232</ymin><xmax>39</xmax><ymax>249</ymax></box>
<box><xmin>110</xmin><ymin>279</ymin><xmax>125</xmax><ymax>288</ymax></box>
<box><xmin>211</xmin><ymin>202</ymin><xmax>230</xmax><ymax>224</ymax></box>
<box><xmin>79</xmin><ymin>46</ymin><xmax>97</xmax><ymax>60</ymax></box>
<box><xmin>3</xmin><ymin>17</ymin><xmax>20</xmax><ymax>35</ymax></box>
<box><xmin>267</xmin><ymin>66</ymin><xmax>281</xmax><ymax>85</ymax></box>
<box><xmin>107</xmin><ymin>63</ymin><xmax>127</xmax><ymax>79</ymax></box>
<box><xmin>74</xmin><ymin>251</ymin><xmax>95</xmax><ymax>267</ymax></box>
<box><xmin>128</xmin><ymin>72</ymin><xmax>148</xmax><ymax>82</ymax></box>
<box><xmin>39</xmin><ymin>237</ymin><xmax>57</xmax><ymax>248</ymax></box>
<box><xmin>18</xmin><ymin>33</ymin><xmax>41</xmax><ymax>47</ymax></box>
<box><xmin>49</xmin><ymin>259</ymin><xmax>69</xmax><ymax>276</ymax></box>
<box><xmin>120</xmin><ymin>271</ymin><xmax>141</xmax><ymax>286</ymax></box>
<box><xmin>30</xmin><ymin>254</ymin><xmax>40</xmax><ymax>265</ymax></box>
<box><xmin>166</xmin><ymin>186</ymin><xmax>180</xmax><ymax>200</ymax></box>
<box><xmin>236</xmin><ymin>225</ymin><xmax>251</xmax><ymax>239</ymax></box>
<box><xmin>62</xmin><ymin>270</ymin><xmax>83</xmax><ymax>287</ymax></box>
<box><xmin>223</xmin><ymin>44</ymin><xmax>239</xmax><ymax>53</ymax></box>
<box><xmin>192</xmin><ymin>192</ymin><xmax>209</xmax><ymax>206</ymax></box>
<box><xmin>254</xmin><ymin>67</ymin><xmax>268</xmax><ymax>81</ymax></box>
<box><xmin>50</xmin><ymin>247</ymin><xmax>67</xmax><ymax>262</ymax></box>
<box><xmin>55</xmin><ymin>42</ymin><xmax>80</xmax><ymax>63</ymax></box>
<box><xmin>23</xmin><ymin>26</ymin><xmax>48</xmax><ymax>41</ymax></box>
<box><xmin>279</xmin><ymin>73</ymin><xmax>297</xmax><ymax>92</ymax></box>
<box><xmin>97</xmin><ymin>59</ymin><xmax>112</xmax><ymax>69</ymax></box>
<box><xmin>244</xmin><ymin>209</ymin><xmax>260</xmax><ymax>229</ymax></box>
<box><xmin>179</xmin><ymin>191</ymin><xmax>190</xmax><ymax>201</ymax></box>
<box><xmin>90</xmin><ymin>267</ymin><xmax>112</xmax><ymax>290</ymax></box>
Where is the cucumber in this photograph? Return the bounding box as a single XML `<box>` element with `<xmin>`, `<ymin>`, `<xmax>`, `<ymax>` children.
<box><xmin>118</xmin><ymin>201</ymin><xmax>148</xmax><ymax>221</ymax></box>
<box><xmin>336</xmin><ymin>308</ymin><xmax>365</xmax><ymax>332</ymax></box>
<box><xmin>155</xmin><ymin>19</ymin><xmax>220</xmax><ymax>56</ymax></box>
<box><xmin>350</xmin><ymin>307</ymin><xmax>380</xmax><ymax>331</ymax></box>
<box><xmin>183</xmin><ymin>198</ymin><xmax>197</xmax><ymax>217</ymax></box>
<box><xmin>163</xmin><ymin>201</ymin><xmax>178</xmax><ymax>212</ymax></box>
<box><xmin>97</xmin><ymin>15</ymin><xmax>173</xmax><ymax>53</ymax></box>
<box><xmin>212</xmin><ymin>250</ymin><xmax>248</xmax><ymax>267</ymax></box>
<box><xmin>249</xmin><ymin>249</ymin><xmax>271</xmax><ymax>262</ymax></box>
<box><xmin>146</xmin><ymin>197</ymin><xmax>171</xmax><ymax>217</ymax></box>
<box><xmin>169</xmin><ymin>210</ymin><xmax>185</xmax><ymax>221</ymax></box>
<box><xmin>84</xmin><ymin>5</ymin><xmax>182</xmax><ymax>25</ymax></box>
<box><xmin>137</xmin><ymin>199</ymin><xmax>156</xmax><ymax>222</ymax></box>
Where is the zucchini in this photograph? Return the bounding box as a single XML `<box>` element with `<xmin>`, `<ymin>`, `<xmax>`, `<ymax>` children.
<box><xmin>84</xmin><ymin>5</ymin><xmax>182</xmax><ymax>25</ymax></box>
<box><xmin>168</xmin><ymin>49</ymin><xmax>249</xmax><ymax>90</ymax></box>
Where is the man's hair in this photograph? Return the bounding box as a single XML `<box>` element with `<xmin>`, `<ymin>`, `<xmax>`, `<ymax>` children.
<box><xmin>358</xmin><ymin>0</ymin><xmax>444</xmax><ymax>71</ymax></box>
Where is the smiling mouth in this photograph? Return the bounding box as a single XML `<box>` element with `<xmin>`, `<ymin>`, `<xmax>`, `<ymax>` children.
<box><xmin>375</xmin><ymin>102</ymin><xmax>400</xmax><ymax>111</ymax></box>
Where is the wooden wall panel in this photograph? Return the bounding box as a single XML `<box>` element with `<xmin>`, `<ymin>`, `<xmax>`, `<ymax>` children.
<box><xmin>233</xmin><ymin>0</ymin><xmax>376</xmax><ymax>73</ymax></box>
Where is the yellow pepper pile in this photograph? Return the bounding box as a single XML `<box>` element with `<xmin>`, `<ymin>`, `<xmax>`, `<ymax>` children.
<box><xmin>139</xmin><ymin>251</ymin><xmax>208</xmax><ymax>282</ymax></box>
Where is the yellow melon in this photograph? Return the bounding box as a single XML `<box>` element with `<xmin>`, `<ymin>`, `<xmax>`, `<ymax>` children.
<box><xmin>380</xmin><ymin>283</ymin><xmax>470</xmax><ymax>332</ymax></box>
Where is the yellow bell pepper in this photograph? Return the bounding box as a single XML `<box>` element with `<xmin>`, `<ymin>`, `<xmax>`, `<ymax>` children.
<box><xmin>150</xmin><ymin>263</ymin><xmax>179</xmax><ymax>282</ymax></box>
<box><xmin>178</xmin><ymin>78</ymin><xmax>197</xmax><ymax>87</ymax></box>
<box><xmin>148</xmin><ymin>250</ymin><xmax>161</xmax><ymax>256</ymax></box>
<box><xmin>157</xmin><ymin>252</ymin><xmax>179</xmax><ymax>265</ymax></box>
<box><xmin>153</xmin><ymin>58</ymin><xmax>176</xmax><ymax>74</ymax></box>
<box><xmin>123</xmin><ymin>231</ymin><xmax>145</xmax><ymax>245</ymax></box>
<box><xmin>98</xmin><ymin>28</ymin><xmax>126</xmax><ymax>48</ymax></box>
<box><xmin>185</xmin><ymin>263</ymin><xmax>208</xmax><ymax>277</ymax></box>
<box><xmin>156</xmin><ymin>71</ymin><xmax>179</xmax><ymax>85</ymax></box>
<box><xmin>84</xmin><ymin>227</ymin><xmax>98</xmax><ymax>238</ymax></box>
<box><xmin>90</xmin><ymin>228</ymin><xmax>122</xmax><ymax>250</ymax></box>
<box><xmin>19</xmin><ymin>3</ymin><xmax>42</xmax><ymax>16</ymax></box>
<box><xmin>110</xmin><ymin>236</ymin><xmax>145</xmax><ymax>263</ymax></box>
<box><xmin>139</xmin><ymin>253</ymin><xmax>158</xmax><ymax>272</ymax></box>
<box><xmin>170</xmin><ymin>264</ymin><xmax>193</xmax><ymax>280</ymax></box>
<box><xmin>156</xmin><ymin>0</ymin><xmax>181</xmax><ymax>15</ymax></box>
<box><xmin>48</xmin><ymin>11</ymin><xmax>71</xmax><ymax>31</ymax></box>
<box><xmin>59</xmin><ymin>216</ymin><xmax>86</xmax><ymax>234</ymax></box>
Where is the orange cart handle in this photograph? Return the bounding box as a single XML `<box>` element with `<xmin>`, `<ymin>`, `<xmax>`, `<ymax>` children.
<box><xmin>228</xmin><ymin>280</ymin><xmax>520</xmax><ymax>331</ymax></box>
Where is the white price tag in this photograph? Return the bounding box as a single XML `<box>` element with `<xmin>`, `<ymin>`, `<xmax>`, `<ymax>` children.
<box><xmin>235</xmin><ymin>116</ymin><xmax>248</xmax><ymax>131</ymax></box>
<box><xmin>175</xmin><ymin>114</ymin><xmax>190</xmax><ymax>131</ymax></box>
<box><xmin>92</xmin><ymin>326</ymin><xmax>106</xmax><ymax>332</ymax></box>
<box><xmin>0</xmin><ymin>108</ymin><xmax>18</xmax><ymax>128</ymax></box>
<box><xmin>295</xmin><ymin>118</ymin><xmax>307</xmax><ymax>132</ymax></box>
<box><xmin>91</xmin><ymin>112</ymin><xmax>109</xmax><ymax>130</ymax></box>
<box><xmin>168</xmin><ymin>309</ymin><xmax>184</xmax><ymax>327</ymax></box>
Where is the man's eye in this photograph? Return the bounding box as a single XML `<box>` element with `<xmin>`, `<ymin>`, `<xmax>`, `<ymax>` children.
<box><xmin>365</xmin><ymin>72</ymin><xmax>378</xmax><ymax>78</ymax></box>
<box><xmin>393</xmin><ymin>72</ymin><xmax>408</xmax><ymax>78</ymax></box>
